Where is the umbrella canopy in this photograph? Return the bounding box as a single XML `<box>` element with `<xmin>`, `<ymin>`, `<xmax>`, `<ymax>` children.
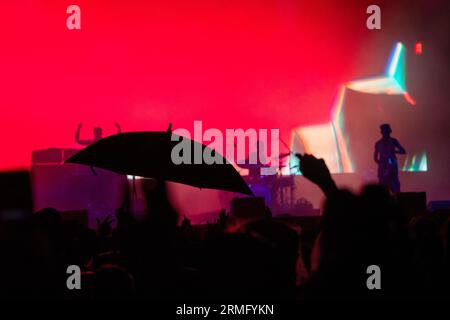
<box><xmin>66</xmin><ymin>130</ymin><xmax>253</xmax><ymax>196</ymax></box>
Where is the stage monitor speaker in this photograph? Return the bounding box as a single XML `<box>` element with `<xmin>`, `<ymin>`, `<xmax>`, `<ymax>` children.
<box><xmin>231</xmin><ymin>197</ymin><xmax>266</xmax><ymax>219</ymax></box>
<box><xmin>428</xmin><ymin>200</ymin><xmax>450</xmax><ymax>212</ymax></box>
<box><xmin>397</xmin><ymin>192</ymin><xmax>427</xmax><ymax>218</ymax></box>
<box><xmin>32</xmin><ymin>148</ymin><xmax>80</xmax><ymax>164</ymax></box>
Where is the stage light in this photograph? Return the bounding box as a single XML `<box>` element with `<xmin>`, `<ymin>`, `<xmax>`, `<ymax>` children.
<box><xmin>347</xmin><ymin>42</ymin><xmax>407</xmax><ymax>95</ymax></box>
<box><xmin>293</xmin><ymin>123</ymin><xmax>341</xmax><ymax>173</ymax></box>
<box><xmin>127</xmin><ymin>175</ymin><xmax>144</xmax><ymax>180</ymax></box>
<box><xmin>418</xmin><ymin>152</ymin><xmax>428</xmax><ymax>171</ymax></box>
<box><xmin>403</xmin><ymin>92</ymin><xmax>416</xmax><ymax>106</ymax></box>
<box><xmin>415</xmin><ymin>42</ymin><xmax>422</xmax><ymax>55</ymax></box>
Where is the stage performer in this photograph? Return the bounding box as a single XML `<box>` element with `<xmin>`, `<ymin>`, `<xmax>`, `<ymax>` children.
<box><xmin>374</xmin><ymin>123</ymin><xmax>406</xmax><ymax>193</ymax></box>
<box><xmin>75</xmin><ymin>122</ymin><xmax>121</xmax><ymax>146</ymax></box>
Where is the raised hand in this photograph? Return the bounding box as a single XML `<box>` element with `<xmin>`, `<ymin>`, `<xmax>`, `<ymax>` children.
<box><xmin>96</xmin><ymin>214</ymin><xmax>114</xmax><ymax>237</ymax></box>
<box><xmin>115</xmin><ymin>122</ymin><xmax>122</xmax><ymax>133</ymax></box>
<box><xmin>296</xmin><ymin>153</ymin><xmax>337</xmax><ymax>196</ymax></box>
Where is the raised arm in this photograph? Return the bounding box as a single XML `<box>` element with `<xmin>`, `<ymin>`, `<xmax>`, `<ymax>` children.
<box><xmin>75</xmin><ymin>123</ymin><xmax>93</xmax><ymax>146</ymax></box>
<box><xmin>374</xmin><ymin>142</ymin><xmax>380</xmax><ymax>164</ymax></box>
<box><xmin>115</xmin><ymin>122</ymin><xmax>122</xmax><ymax>134</ymax></box>
<box><xmin>296</xmin><ymin>153</ymin><xmax>338</xmax><ymax>198</ymax></box>
<box><xmin>394</xmin><ymin>139</ymin><xmax>406</xmax><ymax>155</ymax></box>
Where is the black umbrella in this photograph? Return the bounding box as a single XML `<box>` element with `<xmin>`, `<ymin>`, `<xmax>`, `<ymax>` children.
<box><xmin>65</xmin><ymin>128</ymin><xmax>253</xmax><ymax>196</ymax></box>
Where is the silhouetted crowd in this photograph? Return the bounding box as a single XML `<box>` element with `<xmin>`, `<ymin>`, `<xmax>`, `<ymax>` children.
<box><xmin>0</xmin><ymin>154</ymin><xmax>448</xmax><ymax>300</ymax></box>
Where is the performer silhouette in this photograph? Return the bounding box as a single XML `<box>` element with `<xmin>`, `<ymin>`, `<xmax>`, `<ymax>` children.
<box><xmin>247</xmin><ymin>140</ymin><xmax>268</xmax><ymax>179</ymax></box>
<box><xmin>374</xmin><ymin>124</ymin><xmax>406</xmax><ymax>193</ymax></box>
<box><xmin>75</xmin><ymin>122</ymin><xmax>121</xmax><ymax>146</ymax></box>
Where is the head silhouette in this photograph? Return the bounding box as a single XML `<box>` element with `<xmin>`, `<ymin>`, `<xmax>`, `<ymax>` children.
<box><xmin>93</xmin><ymin>127</ymin><xmax>103</xmax><ymax>141</ymax></box>
<box><xmin>380</xmin><ymin>123</ymin><xmax>392</xmax><ymax>138</ymax></box>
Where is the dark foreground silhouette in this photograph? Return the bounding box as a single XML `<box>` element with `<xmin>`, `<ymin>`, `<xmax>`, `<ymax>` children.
<box><xmin>0</xmin><ymin>154</ymin><xmax>448</xmax><ymax>300</ymax></box>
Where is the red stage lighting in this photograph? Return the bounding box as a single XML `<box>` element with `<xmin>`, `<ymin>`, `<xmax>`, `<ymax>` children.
<box><xmin>415</xmin><ymin>42</ymin><xmax>423</xmax><ymax>55</ymax></box>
